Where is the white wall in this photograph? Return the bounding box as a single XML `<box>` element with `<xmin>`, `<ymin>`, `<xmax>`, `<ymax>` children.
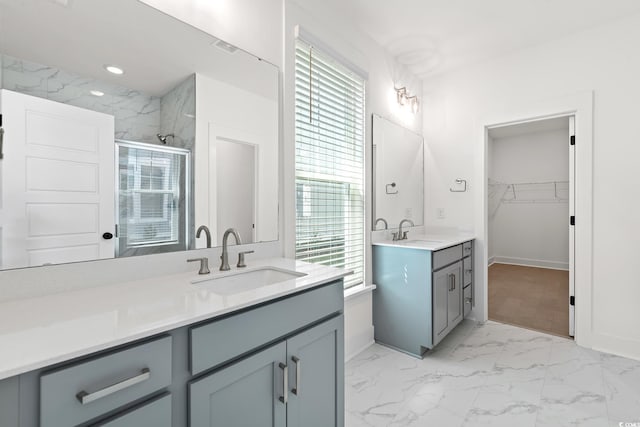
<box><xmin>423</xmin><ymin>13</ymin><xmax>640</xmax><ymax>359</ymax></box>
<box><xmin>283</xmin><ymin>0</ymin><xmax>423</xmax><ymax>358</ymax></box>
<box><xmin>489</xmin><ymin>128</ymin><xmax>569</xmax><ymax>270</ymax></box>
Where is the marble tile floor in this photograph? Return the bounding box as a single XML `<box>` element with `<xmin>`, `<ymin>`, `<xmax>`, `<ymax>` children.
<box><xmin>346</xmin><ymin>320</ymin><xmax>640</xmax><ymax>427</ymax></box>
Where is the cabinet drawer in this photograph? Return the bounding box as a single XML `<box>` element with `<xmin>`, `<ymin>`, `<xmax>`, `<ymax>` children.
<box><xmin>462</xmin><ymin>241</ymin><xmax>473</xmax><ymax>257</ymax></box>
<box><xmin>433</xmin><ymin>244</ymin><xmax>462</xmax><ymax>271</ymax></box>
<box><xmin>40</xmin><ymin>336</ymin><xmax>172</xmax><ymax>427</ymax></box>
<box><xmin>464</xmin><ymin>285</ymin><xmax>472</xmax><ymax>318</ymax></box>
<box><xmin>190</xmin><ymin>280</ymin><xmax>343</xmax><ymax>375</ymax></box>
<box><xmin>93</xmin><ymin>393</ymin><xmax>171</xmax><ymax>427</ymax></box>
<box><xmin>463</xmin><ymin>257</ymin><xmax>472</xmax><ymax>287</ymax></box>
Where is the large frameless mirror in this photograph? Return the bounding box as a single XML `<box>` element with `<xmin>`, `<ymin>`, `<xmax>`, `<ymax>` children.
<box><xmin>0</xmin><ymin>0</ymin><xmax>279</xmax><ymax>271</ymax></box>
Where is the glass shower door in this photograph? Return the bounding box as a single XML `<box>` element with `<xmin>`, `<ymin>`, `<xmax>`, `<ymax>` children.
<box><xmin>115</xmin><ymin>140</ymin><xmax>190</xmax><ymax>257</ymax></box>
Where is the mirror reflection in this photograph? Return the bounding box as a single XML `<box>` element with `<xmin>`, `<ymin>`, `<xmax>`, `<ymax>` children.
<box><xmin>372</xmin><ymin>114</ymin><xmax>424</xmax><ymax>230</ymax></box>
<box><xmin>0</xmin><ymin>0</ymin><xmax>279</xmax><ymax>270</ymax></box>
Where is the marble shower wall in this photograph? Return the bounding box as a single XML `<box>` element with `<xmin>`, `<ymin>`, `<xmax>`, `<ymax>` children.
<box><xmin>0</xmin><ymin>54</ymin><xmax>161</xmax><ymax>143</ymax></box>
<box><xmin>159</xmin><ymin>75</ymin><xmax>196</xmax><ymax>249</ymax></box>
<box><xmin>159</xmin><ymin>75</ymin><xmax>196</xmax><ymax>150</ymax></box>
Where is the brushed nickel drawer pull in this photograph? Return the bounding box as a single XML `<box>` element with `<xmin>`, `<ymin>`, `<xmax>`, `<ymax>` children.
<box><xmin>291</xmin><ymin>356</ymin><xmax>301</xmax><ymax>395</ymax></box>
<box><xmin>278</xmin><ymin>363</ymin><xmax>288</xmax><ymax>404</ymax></box>
<box><xmin>76</xmin><ymin>368</ymin><xmax>150</xmax><ymax>405</ymax></box>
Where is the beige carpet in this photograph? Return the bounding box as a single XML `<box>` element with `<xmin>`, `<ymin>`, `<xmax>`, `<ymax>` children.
<box><xmin>489</xmin><ymin>263</ymin><xmax>570</xmax><ymax>338</ymax></box>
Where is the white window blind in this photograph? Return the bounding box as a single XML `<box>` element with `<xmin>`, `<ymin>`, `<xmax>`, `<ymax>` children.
<box><xmin>117</xmin><ymin>142</ymin><xmax>185</xmax><ymax>248</ymax></box>
<box><xmin>294</xmin><ymin>38</ymin><xmax>365</xmax><ymax>289</ymax></box>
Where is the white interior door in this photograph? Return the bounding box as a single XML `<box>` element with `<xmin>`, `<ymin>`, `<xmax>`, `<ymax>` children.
<box><xmin>569</xmin><ymin>116</ymin><xmax>576</xmax><ymax>337</ymax></box>
<box><xmin>0</xmin><ymin>89</ymin><xmax>115</xmax><ymax>269</ymax></box>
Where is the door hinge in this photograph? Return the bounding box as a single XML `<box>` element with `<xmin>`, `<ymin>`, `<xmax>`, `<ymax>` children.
<box><xmin>570</xmin><ymin>296</ymin><xmax>575</xmax><ymax>306</ymax></box>
<box><xmin>0</xmin><ymin>114</ymin><xmax>4</xmax><ymax>160</ymax></box>
<box><xmin>570</xmin><ymin>135</ymin><xmax>575</xmax><ymax>146</ymax></box>
<box><xmin>570</xmin><ymin>216</ymin><xmax>575</xmax><ymax>226</ymax></box>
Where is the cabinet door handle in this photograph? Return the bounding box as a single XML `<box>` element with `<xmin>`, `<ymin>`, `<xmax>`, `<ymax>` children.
<box><xmin>76</xmin><ymin>368</ymin><xmax>150</xmax><ymax>405</ymax></box>
<box><xmin>291</xmin><ymin>356</ymin><xmax>301</xmax><ymax>395</ymax></box>
<box><xmin>448</xmin><ymin>274</ymin><xmax>453</xmax><ymax>291</ymax></box>
<box><xmin>279</xmin><ymin>363</ymin><xmax>288</xmax><ymax>404</ymax></box>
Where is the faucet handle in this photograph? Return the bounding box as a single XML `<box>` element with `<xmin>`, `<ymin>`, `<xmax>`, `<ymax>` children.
<box><xmin>188</xmin><ymin>257</ymin><xmax>210</xmax><ymax>275</ymax></box>
<box><xmin>237</xmin><ymin>250</ymin><xmax>254</xmax><ymax>268</ymax></box>
<box><xmin>391</xmin><ymin>232</ymin><xmax>399</xmax><ymax>241</ymax></box>
<box><xmin>402</xmin><ymin>231</ymin><xmax>409</xmax><ymax>240</ymax></box>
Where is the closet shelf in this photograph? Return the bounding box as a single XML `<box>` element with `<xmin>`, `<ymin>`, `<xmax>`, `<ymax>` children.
<box><xmin>489</xmin><ymin>180</ymin><xmax>569</xmax><ymax>204</ymax></box>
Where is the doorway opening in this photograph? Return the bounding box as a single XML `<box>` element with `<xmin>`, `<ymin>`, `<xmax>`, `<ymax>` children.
<box><xmin>487</xmin><ymin>116</ymin><xmax>574</xmax><ymax>339</ymax></box>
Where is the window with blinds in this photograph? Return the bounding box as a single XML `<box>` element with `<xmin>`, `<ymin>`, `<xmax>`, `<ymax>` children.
<box><xmin>294</xmin><ymin>38</ymin><xmax>366</xmax><ymax>289</ymax></box>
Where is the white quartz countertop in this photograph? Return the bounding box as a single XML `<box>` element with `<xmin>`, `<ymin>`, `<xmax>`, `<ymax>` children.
<box><xmin>0</xmin><ymin>258</ymin><xmax>350</xmax><ymax>381</ymax></box>
<box><xmin>372</xmin><ymin>233</ymin><xmax>475</xmax><ymax>251</ymax></box>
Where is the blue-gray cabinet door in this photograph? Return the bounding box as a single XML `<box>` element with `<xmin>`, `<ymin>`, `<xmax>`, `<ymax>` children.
<box><xmin>286</xmin><ymin>316</ymin><xmax>344</xmax><ymax>427</ymax></box>
<box><xmin>433</xmin><ymin>261</ymin><xmax>463</xmax><ymax>346</ymax></box>
<box><xmin>189</xmin><ymin>342</ymin><xmax>286</xmax><ymax>427</ymax></box>
<box><xmin>433</xmin><ymin>267</ymin><xmax>451</xmax><ymax>341</ymax></box>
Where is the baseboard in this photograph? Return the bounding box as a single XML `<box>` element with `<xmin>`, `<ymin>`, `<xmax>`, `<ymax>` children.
<box><xmin>591</xmin><ymin>332</ymin><xmax>640</xmax><ymax>362</ymax></box>
<box><xmin>488</xmin><ymin>256</ymin><xmax>496</xmax><ymax>267</ymax></box>
<box><xmin>345</xmin><ymin>326</ymin><xmax>375</xmax><ymax>362</ymax></box>
<box><xmin>493</xmin><ymin>256</ymin><xmax>569</xmax><ymax>271</ymax></box>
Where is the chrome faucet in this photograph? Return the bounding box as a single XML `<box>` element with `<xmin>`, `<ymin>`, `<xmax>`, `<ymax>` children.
<box><xmin>196</xmin><ymin>225</ymin><xmax>212</xmax><ymax>248</ymax></box>
<box><xmin>375</xmin><ymin>218</ymin><xmax>388</xmax><ymax>230</ymax></box>
<box><xmin>396</xmin><ymin>219</ymin><xmax>415</xmax><ymax>241</ymax></box>
<box><xmin>220</xmin><ymin>228</ymin><xmax>242</xmax><ymax>271</ymax></box>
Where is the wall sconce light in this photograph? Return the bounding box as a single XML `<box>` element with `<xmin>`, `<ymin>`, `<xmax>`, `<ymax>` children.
<box><xmin>395</xmin><ymin>87</ymin><xmax>419</xmax><ymax>113</ymax></box>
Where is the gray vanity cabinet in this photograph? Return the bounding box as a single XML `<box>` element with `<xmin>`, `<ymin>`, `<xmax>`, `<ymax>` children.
<box><xmin>189</xmin><ymin>342</ymin><xmax>287</xmax><ymax>427</ymax></box>
<box><xmin>189</xmin><ymin>315</ymin><xmax>344</xmax><ymax>427</ymax></box>
<box><xmin>373</xmin><ymin>240</ymin><xmax>473</xmax><ymax>357</ymax></box>
<box><xmin>433</xmin><ymin>261</ymin><xmax>463</xmax><ymax>346</ymax></box>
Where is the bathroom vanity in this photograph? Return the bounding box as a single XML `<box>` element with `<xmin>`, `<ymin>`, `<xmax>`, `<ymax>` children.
<box><xmin>0</xmin><ymin>259</ymin><xmax>347</xmax><ymax>427</ymax></box>
<box><xmin>372</xmin><ymin>235</ymin><xmax>474</xmax><ymax>357</ymax></box>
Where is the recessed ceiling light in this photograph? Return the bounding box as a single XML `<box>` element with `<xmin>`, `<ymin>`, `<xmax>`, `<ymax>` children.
<box><xmin>104</xmin><ymin>65</ymin><xmax>124</xmax><ymax>75</ymax></box>
<box><xmin>90</xmin><ymin>90</ymin><xmax>105</xmax><ymax>97</ymax></box>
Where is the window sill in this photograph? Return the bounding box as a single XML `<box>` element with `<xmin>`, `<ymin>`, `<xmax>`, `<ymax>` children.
<box><xmin>344</xmin><ymin>284</ymin><xmax>376</xmax><ymax>302</ymax></box>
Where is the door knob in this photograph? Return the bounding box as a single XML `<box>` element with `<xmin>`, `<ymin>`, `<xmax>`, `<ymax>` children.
<box><xmin>102</xmin><ymin>232</ymin><xmax>113</xmax><ymax>240</ymax></box>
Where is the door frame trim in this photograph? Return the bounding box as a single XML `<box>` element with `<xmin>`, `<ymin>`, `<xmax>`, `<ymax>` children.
<box><xmin>473</xmin><ymin>91</ymin><xmax>594</xmax><ymax>348</ymax></box>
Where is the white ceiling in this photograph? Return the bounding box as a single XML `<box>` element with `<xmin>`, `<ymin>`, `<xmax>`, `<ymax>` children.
<box><xmin>294</xmin><ymin>0</ymin><xmax>640</xmax><ymax>78</ymax></box>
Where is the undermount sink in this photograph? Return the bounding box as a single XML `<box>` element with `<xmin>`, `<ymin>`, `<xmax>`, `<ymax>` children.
<box><xmin>191</xmin><ymin>267</ymin><xmax>307</xmax><ymax>295</ymax></box>
<box><xmin>403</xmin><ymin>239</ymin><xmax>443</xmax><ymax>244</ymax></box>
